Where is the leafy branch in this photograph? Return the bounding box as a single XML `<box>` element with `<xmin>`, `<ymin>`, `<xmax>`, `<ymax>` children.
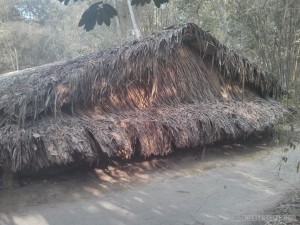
<box><xmin>58</xmin><ymin>0</ymin><xmax>169</xmax><ymax>31</ymax></box>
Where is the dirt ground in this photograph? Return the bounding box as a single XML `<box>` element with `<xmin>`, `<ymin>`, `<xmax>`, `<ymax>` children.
<box><xmin>0</xmin><ymin>130</ymin><xmax>300</xmax><ymax>225</ymax></box>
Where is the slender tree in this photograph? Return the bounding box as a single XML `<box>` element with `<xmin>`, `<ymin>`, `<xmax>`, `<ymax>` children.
<box><xmin>126</xmin><ymin>0</ymin><xmax>141</xmax><ymax>38</ymax></box>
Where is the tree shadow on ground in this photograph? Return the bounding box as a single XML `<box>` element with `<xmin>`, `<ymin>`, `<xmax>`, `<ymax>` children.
<box><xmin>1</xmin><ymin>128</ymin><xmax>299</xmax><ymax>225</ymax></box>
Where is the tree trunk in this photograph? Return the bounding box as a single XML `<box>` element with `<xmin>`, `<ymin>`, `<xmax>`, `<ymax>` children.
<box><xmin>126</xmin><ymin>0</ymin><xmax>141</xmax><ymax>38</ymax></box>
<box><xmin>216</xmin><ymin>0</ymin><xmax>230</xmax><ymax>43</ymax></box>
<box><xmin>112</xmin><ymin>0</ymin><xmax>121</xmax><ymax>37</ymax></box>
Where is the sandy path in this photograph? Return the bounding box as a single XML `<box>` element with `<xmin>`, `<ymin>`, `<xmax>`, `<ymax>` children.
<box><xmin>0</xmin><ymin>135</ymin><xmax>299</xmax><ymax>225</ymax></box>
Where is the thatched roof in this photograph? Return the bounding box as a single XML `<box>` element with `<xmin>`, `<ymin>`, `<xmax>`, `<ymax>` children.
<box><xmin>0</xmin><ymin>23</ymin><xmax>290</xmax><ymax>176</ymax></box>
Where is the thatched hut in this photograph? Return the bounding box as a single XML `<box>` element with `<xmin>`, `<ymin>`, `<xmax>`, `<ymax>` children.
<box><xmin>0</xmin><ymin>23</ymin><xmax>290</xmax><ymax>176</ymax></box>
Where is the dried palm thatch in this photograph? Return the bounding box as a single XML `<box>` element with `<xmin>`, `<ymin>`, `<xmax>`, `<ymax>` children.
<box><xmin>0</xmin><ymin>23</ymin><xmax>290</xmax><ymax>175</ymax></box>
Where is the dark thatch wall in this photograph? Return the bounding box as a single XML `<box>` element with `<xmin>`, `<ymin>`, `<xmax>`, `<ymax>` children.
<box><xmin>0</xmin><ymin>23</ymin><xmax>289</xmax><ymax>175</ymax></box>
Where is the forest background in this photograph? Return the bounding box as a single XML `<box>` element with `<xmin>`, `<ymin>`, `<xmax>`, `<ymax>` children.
<box><xmin>0</xmin><ymin>0</ymin><xmax>299</xmax><ymax>106</ymax></box>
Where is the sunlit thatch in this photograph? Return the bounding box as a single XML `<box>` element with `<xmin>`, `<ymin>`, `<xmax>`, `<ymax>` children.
<box><xmin>0</xmin><ymin>23</ymin><xmax>290</xmax><ymax>175</ymax></box>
